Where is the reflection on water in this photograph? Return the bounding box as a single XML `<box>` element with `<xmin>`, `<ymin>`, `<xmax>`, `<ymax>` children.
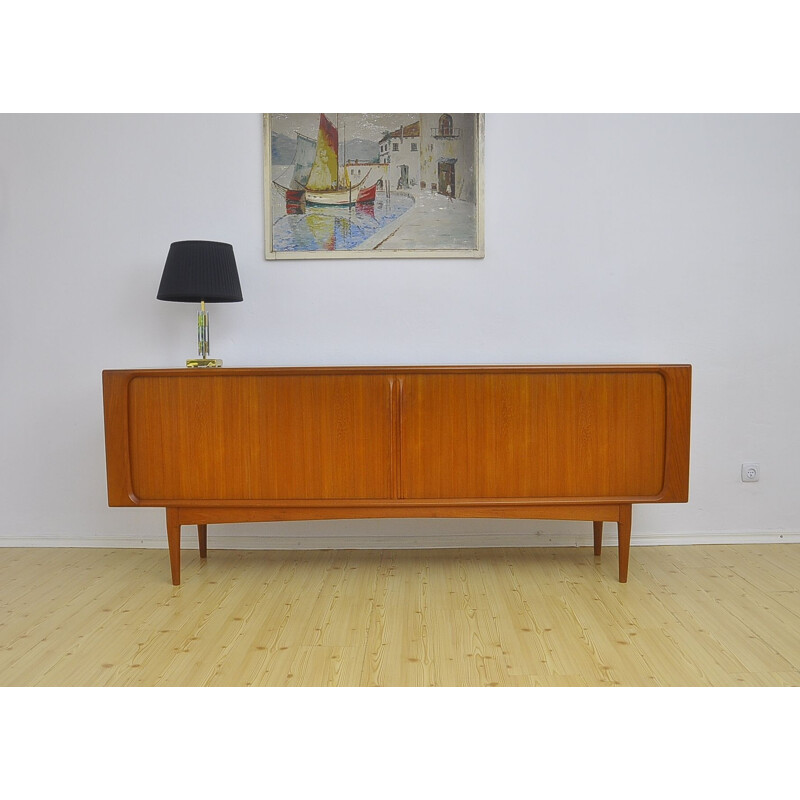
<box><xmin>272</xmin><ymin>193</ymin><xmax>414</xmax><ymax>252</ymax></box>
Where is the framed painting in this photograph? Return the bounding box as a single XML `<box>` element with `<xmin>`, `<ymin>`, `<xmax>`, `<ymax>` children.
<box><xmin>263</xmin><ymin>113</ymin><xmax>484</xmax><ymax>260</ymax></box>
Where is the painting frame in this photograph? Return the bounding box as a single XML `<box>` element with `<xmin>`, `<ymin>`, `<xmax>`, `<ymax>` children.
<box><xmin>263</xmin><ymin>113</ymin><xmax>485</xmax><ymax>260</ymax></box>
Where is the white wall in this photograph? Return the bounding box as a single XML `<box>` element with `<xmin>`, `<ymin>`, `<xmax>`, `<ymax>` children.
<box><xmin>1</xmin><ymin>113</ymin><xmax>798</xmax><ymax>549</ymax></box>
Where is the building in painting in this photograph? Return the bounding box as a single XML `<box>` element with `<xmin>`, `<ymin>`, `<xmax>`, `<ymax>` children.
<box><xmin>379</xmin><ymin>121</ymin><xmax>421</xmax><ymax>192</ymax></box>
<box><xmin>345</xmin><ymin>161</ymin><xmax>389</xmax><ymax>193</ymax></box>
<box><xmin>377</xmin><ymin>115</ymin><xmax>478</xmax><ymax>203</ymax></box>
<box><xmin>418</xmin><ymin>114</ymin><xmax>478</xmax><ymax>203</ymax></box>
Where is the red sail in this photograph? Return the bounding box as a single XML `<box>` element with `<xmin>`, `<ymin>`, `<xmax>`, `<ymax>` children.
<box><xmin>319</xmin><ymin>113</ymin><xmax>338</xmax><ymax>157</ymax></box>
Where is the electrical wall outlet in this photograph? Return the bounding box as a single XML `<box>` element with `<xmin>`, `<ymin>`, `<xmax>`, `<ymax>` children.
<box><xmin>741</xmin><ymin>463</ymin><xmax>760</xmax><ymax>482</ymax></box>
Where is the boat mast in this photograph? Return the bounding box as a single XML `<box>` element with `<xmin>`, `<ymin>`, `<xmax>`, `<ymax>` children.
<box><xmin>343</xmin><ymin>118</ymin><xmax>351</xmax><ymax>205</ymax></box>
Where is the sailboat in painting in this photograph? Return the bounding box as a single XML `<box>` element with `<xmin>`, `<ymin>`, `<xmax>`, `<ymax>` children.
<box><xmin>273</xmin><ymin>114</ymin><xmax>377</xmax><ymax>209</ymax></box>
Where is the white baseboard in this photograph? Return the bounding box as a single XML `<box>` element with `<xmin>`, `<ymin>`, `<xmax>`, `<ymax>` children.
<box><xmin>1</xmin><ymin>530</ymin><xmax>799</xmax><ymax>550</ymax></box>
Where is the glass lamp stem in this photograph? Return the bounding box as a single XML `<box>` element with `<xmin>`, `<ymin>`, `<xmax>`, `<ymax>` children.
<box><xmin>198</xmin><ymin>300</ymin><xmax>210</xmax><ymax>358</ymax></box>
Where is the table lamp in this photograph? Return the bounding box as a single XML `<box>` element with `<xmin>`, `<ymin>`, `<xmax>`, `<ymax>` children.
<box><xmin>157</xmin><ymin>240</ymin><xmax>243</xmax><ymax>367</ymax></box>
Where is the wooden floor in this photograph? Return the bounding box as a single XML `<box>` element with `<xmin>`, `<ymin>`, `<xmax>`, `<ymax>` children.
<box><xmin>2</xmin><ymin>542</ymin><xmax>800</xmax><ymax>686</ymax></box>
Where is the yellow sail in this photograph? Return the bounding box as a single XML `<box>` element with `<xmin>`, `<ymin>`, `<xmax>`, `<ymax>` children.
<box><xmin>305</xmin><ymin>114</ymin><xmax>339</xmax><ymax>191</ymax></box>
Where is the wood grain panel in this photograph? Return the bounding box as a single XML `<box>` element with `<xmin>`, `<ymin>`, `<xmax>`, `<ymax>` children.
<box><xmin>125</xmin><ymin>373</ymin><xmax>393</xmax><ymax>501</ymax></box>
<box><xmin>399</xmin><ymin>370</ymin><xmax>668</xmax><ymax>500</ymax></box>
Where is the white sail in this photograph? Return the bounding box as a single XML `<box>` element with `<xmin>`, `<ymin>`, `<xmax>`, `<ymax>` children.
<box><xmin>290</xmin><ymin>133</ymin><xmax>316</xmax><ymax>190</ymax></box>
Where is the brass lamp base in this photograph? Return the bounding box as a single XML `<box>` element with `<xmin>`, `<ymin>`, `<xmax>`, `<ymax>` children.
<box><xmin>186</xmin><ymin>358</ymin><xmax>223</xmax><ymax>368</ymax></box>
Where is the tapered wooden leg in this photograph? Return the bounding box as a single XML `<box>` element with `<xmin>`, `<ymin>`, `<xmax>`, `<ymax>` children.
<box><xmin>593</xmin><ymin>521</ymin><xmax>603</xmax><ymax>556</ymax></box>
<box><xmin>198</xmin><ymin>524</ymin><xmax>208</xmax><ymax>559</ymax></box>
<box><xmin>617</xmin><ymin>504</ymin><xmax>632</xmax><ymax>583</ymax></box>
<box><xmin>165</xmin><ymin>508</ymin><xmax>181</xmax><ymax>586</ymax></box>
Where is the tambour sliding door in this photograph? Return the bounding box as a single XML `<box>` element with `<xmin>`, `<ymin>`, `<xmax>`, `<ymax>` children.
<box><xmin>125</xmin><ymin>372</ymin><xmax>394</xmax><ymax>502</ymax></box>
<box><xmin>397</xmin><ymin>370</ymin><xmax>669</xmax><ymax>500</ymax></box>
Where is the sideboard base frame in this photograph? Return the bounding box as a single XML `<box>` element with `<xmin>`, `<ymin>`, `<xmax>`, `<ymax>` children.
<box><xmin>165</xmin><ymin>502</ymin><xmax>633</xmax><ymax>587</ymax></box>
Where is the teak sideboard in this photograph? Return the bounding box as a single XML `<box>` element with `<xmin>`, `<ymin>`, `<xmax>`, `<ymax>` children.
<box><xmin>102</xmin><ymin>365</ymin><xmax>691</xmax><ymax>585</ymax></box>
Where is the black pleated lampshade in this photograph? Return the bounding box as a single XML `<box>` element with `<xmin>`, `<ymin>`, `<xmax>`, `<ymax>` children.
<box><xmin>157</xmin><ymin>240</ymin><xmax>243</xmax><ymax>303</ymax></box>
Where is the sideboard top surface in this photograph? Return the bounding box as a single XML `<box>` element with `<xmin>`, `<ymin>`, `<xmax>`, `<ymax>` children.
<box><xmin>104</xmin><ymin>364</ymin><xmax>691</xmax><ymax>376</ymax></box>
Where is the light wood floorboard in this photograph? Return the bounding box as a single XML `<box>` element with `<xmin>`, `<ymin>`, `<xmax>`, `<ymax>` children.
<box><xmin>2</xmin><ymin>543</ymin><xmax>800</xmax><ymax>686</ymax></box>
